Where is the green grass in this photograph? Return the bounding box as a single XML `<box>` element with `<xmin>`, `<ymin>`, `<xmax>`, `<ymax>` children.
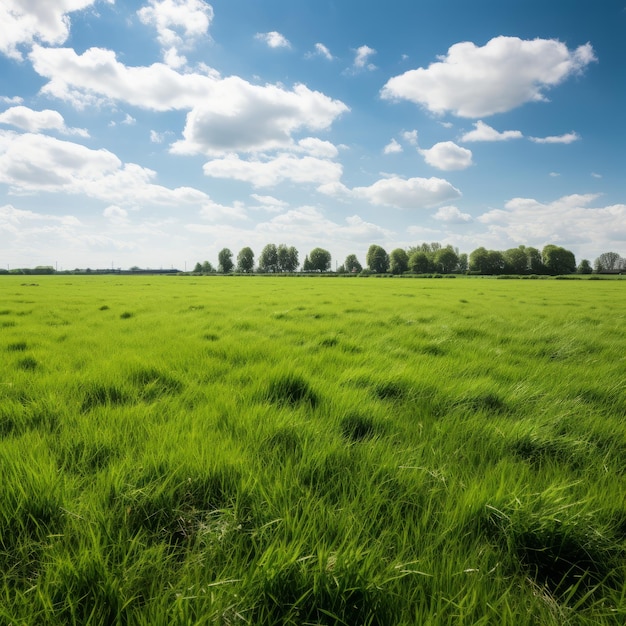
<box><xmin>0</xmin><ymin>275</ymin><xmax>625</xmax><ymax>625</ymax></box>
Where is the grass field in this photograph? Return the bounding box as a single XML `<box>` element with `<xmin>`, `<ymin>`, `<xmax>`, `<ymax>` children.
<box><xmin>1</xmin><ymin>275</ymin><xmax>625</xmax><ymax>625</ymax></box>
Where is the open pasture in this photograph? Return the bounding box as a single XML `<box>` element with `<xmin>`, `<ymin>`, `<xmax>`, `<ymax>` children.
<box><xmin>1</xmin><ymin>275</ymin><xmax>625</xmax><ymax>625</ymax></box>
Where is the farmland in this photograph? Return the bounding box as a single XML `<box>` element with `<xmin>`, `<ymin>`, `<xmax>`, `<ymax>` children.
<box><xmin>1</xmin><ymin>275</ymin><xmax>625</xmax><ymax>625</ymax></box>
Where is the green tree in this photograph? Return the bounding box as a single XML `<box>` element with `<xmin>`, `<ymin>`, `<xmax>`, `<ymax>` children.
<box><xmin>542</xmin><ymin>245</ymin><xmax>576</xmax><ymax>275</ymax></box>
<box><xmin>344</xmin><ymin>254</ymin><xmax>362</xmax><ymax>273</ymax></box>
<box><xmin>504</xmin><ymin>247</ymin><xmax>529</xmax><ymax>274</ymax></box>
<box><xmin>457</xmin><ymin>253</ymin><xmax>468</xmax><ymax>273</ymax></box>
<box><xmin>193</xmin><ymin>262</ymin><xmax>202</xmax><ymax>273</ymax></box>
<box><xmin>366</xmin><ymin>245</ymin><xmax>389</xmax><ymax>273</ymax></box>
<box><xmin>309</xmin><ymin>247</ymin><xmax>331</xmax><ymax>272</ymax></box>
<box><xmin>434</xmin><ymin>246</ymin><xmax>458</xmax><ymax>274</ymax></box>
<box><xmin>277</xmin><ymin>244</ymin><xmax>299</xmax><ymax>272</ymax></box>
<box><xmin>303</xmin><ymin>255</ymin><xmax>312</xmax><ymax>272</ymax></box>
<box><xmin>408</xmin><ymin>250</ymin><xmax>430</xmax><ymax>274</ymax></box>
<box><xmin>577</xmin><ymin>259</ymin><xmax>593</xmax><ymax>274</ymax></box>
<box><xmin>469</xmin><ymin>247</ymin><xmax>489</xmax><ymax>273</ymax></box>
<box><xmin>201</xmin><ymin>260</ymin><xmax>214</xmax><ymax>273</ymax></box>
<box><xmin>217</xmin><ymin>248</ymin><xmax>234</xmax><ymax>273</ymax></box>
<box><xmin>389</xmin><ymin>248</ymin><xmax>409</xmax><ymax>275</ymax></box>
<box><xmin>236</xmin><ymin>247</ymin><xmax>255</xmax><ymax>273</ymax></box>
<box><xmin>258</xmin><ymin>244</ymin><xmax>279</xmax><ymax>273</ymax></box>
<box><xmin>526</xmin><ymin>247</ymin><xmax>544</xmax><ymax>274</ymax></box>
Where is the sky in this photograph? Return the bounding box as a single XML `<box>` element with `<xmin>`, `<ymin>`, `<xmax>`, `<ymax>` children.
<box><xmin>0</xmin><ymin>0</ymin><xmax>624</xmax><ymax>271</ymax></box>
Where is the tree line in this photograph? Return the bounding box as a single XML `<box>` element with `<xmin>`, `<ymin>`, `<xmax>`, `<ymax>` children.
<box><xmin>193</xmin><ymin>244</ymin><xmax>625</xmax><ymax>276</ymax></box>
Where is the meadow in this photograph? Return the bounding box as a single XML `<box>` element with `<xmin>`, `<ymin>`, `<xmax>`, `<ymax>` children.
<box><xmin>0</xmin><ymin>275</ymin><xmax>624</xmax><ymax>625</ymax></box>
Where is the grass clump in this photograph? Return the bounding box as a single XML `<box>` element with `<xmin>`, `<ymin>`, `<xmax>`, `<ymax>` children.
<box><xmin>265</xmin><ymin>372</ymin><xmax>318</xmax><ymax>407</ymax></box>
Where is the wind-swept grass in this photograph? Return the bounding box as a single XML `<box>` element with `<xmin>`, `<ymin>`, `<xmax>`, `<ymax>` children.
<box><xmin>0</xmin><ymin>275</ymin><xmax>624</xmax><ymax>624</ymax></box>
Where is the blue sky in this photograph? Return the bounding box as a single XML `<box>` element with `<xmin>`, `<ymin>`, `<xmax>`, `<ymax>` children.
<box><xmin>0</xmin><ymin>0</ymin><xmax>624</xmax><ymax>270</ymax></box>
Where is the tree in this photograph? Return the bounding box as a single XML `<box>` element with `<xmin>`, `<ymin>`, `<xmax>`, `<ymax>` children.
<box><xmin>504</xmin><ymin>247</ymin><xmax>529</xmax><ymax>274</ymax></box>
<box><xmin>577</xmin><ymin>259</ymin><xmax>593</xmax><ymax>274</ymax></box>
<box><xmin>389</xmin><ymin>248</ymin><xmax>409</xmax><ymax>275</ymax></box>
<box><xmin>526</xmin><ymin>247</ymin><xmax>544</xmax><ymax>274</ymax></box>
<box><xmin>469</xmin><ymin>247</ymin><xmax>489</xmax><ymax>273</ymax></box>
<box><xmin>594</xmin><ymin>252</ymin><xmax>621</xmax><ymax>272</ymax></box>
<box><xmin>193</xmin><ymin>262</ymin><xmax>203</xmax><ymax>273</ymax></box>
<box><xmin>277</xmin><ymin>244</ymin><xmax>299</xmax><ymax>272</ymax></box>
<box><xmin>469</xmin><ymin>248</ymin><xmax>505</xmax><ymax>274</ymax></box>
<box><xmin>258</xmin><ymin>244</ymin><xmax>279</xmax><ymax>273</ymax></box>
<box><xmin>309</xmin><ymin>247</ymin><xmax>331</xmax><ymax>272</ymax></box>
<box><xmin>457</xmin><ymin>253</ymin><xmax>468</xmax><ymax>273</ymax></box>
<box><xmin>542</xmin><ymin>245</ymin><xmax>576</xmax><ymax>275</ymax></box>
<box><xmin>408</xmin><ymin>250</ymin><xmax>430</xmax><ymax>274</ymax></box>
<box><xmin>303</xmin><ymin>255</ymin><xmax>312</xmax><ymax>272</ymax></box>
<box><xmin>217</xmin><ymin>248</ymin><xmax>234</xmax><ymax>273</ymax></box>
<box><xmin>236</xmin><ymin>247</ymin><xmax>255</xmax><ymax>273</ymax></box>
<box><xmin>366</xmin><ymin>244</ymin><xmax>389</xmax><ymax>273</ymax></box>
<box><xmin>344</xmin><ymin>254</ymin><xmax>362</xmax><ymax>273</ymax></box>
<box><xmin>201</xmin><ymin>260</ymin><xmax>214</xmax><ymax>273</ymax></box>
<box><xmin>434</xmin><ymin>246</ymin><xmax>458</xmax><ymax>274</ymax></box>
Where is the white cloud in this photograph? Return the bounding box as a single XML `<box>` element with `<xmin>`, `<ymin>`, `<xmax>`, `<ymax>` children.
<box><xmin>171</xmin><ymin>80</ymin><xmax>349</xmax><ymax>156</ymax></box>
<box><xmin>591</xmin><ymin>172</ymin><xmax>602</xmax><ymax>179</ymax></box>
<box><xmin>198</xmin><ymin>198</ymin><xmax>248</xmax><ymax>221</ymax></box>
<box><xmin>297</xmin><ymin>137</ymin><xmax>339</xmax><ymax>158</ymax></box>
<box><xmin>0</xmin><ymin>204</ymin><xmax>81</xmax><ymax>232</ymax></box>
<box><xmin>476</xmin><ymin>194</ymin><xmax>626</xmax><ymax>253</ymax></box>
<box><xmin>352</xmin><ymin>45</ymin><xmax>376</xmax><ymax>71</ymax></box>
<box><xmin>529</xmin><ymin>131</ymin><xmax>580</xmax><ymax>144</ymax></box>
<box><xmin>433</xmin><ymin>205</ymin><xmax>472</xmax><ymax>223</ymax></box>
<box><xmin>402</xmin><ymin>130</ymin><xmax>418</xmax><ymax>145</ymax></box>
<box><xmin>308</xmin><ymin>43</ymin><xmax>333</xmax><ymax>60</ymax></box>
<box><xmin>250</xmin><ymin>194</ymin><xmax>288</xmax><ymax>212</ymax></box>
<box><xmin>383</xmin><ymin>139</ymin><xmax>403</xmax><ymax>154</ymax></box>
<box><xmin>0</xmin><ymin>96</ymin><xmax>23</xmax><ymax>105</ymax></box>
<box><xmin>461</xmin><ymin>120</ymin><xmax>523</xmax><ymax>142</ymax></box>
<box><xmin>0</xmin><ymin>105</ymin><xmax>88</xmax><ymax>136</ymax></box>
<box><xmin>322</xmin><ymin>175</ymin><xmax>461</xmax><ymax>209</ymax></box>
<box><xmin>202</xmin><ymin>153</ymin><xmax>343</xmax><ymax>188</ymax></box>
<box><xmin>255</xmin><ymin>31</ymin><xmax>291</xmax><ymax>49</ymax></box>
<box><xmin>30</xmin><ymin>45</ymin><xmax>348</xmax><ymax>155</ymax></box>
<box><xmin>0</xmin><ymin>130</ymin><xmax>216</xmax><ymax>211</ymax></box>
<box><xmin>138</xmin><ymin>0</ymin><xmax>213</xmax><ymax>66</ymax></box>
<box><xmin>549</xmin><ymin>172</ymin><xmax>560</xmax><ymax>177</ymax></box>
<box><xmin>419</xmin><ymin>141</ymin><xmax>473</xmax><ymax>171</ymax></box>
<box><xmin>381</xmin><ymin>36</ymin><xmax>596</xmax><ymax>118</ymax></box>
<box><xmin>103</xmin><ymin>205</ymin><xmax>129</xmax><ymax>225</ymax></box>
<box><xmin>0</xmin><ymin>0</ymin><xmax>107</xmax><ymax>60</ymax></box>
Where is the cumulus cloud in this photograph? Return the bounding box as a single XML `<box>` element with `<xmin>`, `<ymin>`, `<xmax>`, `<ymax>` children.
<box><xmin>419</xmin><ymin>141</ymin><xmax>473</xmax><ymax>170</ymax></box>
<box><xmin>461</xmin><ymin>120</ymin><xmax>523</xmax><ymax>142</ymax></box>
<box><xmin>103</xmin><ymin>205</ymin><xmax>129</xmax><ymax>225</ymax></box>
<box><xmin>0</xmin><ymin>105</ymin><xmax>88</xmax><ymax>136</ymax></box>
<box><xmin>297</xmin><ymin>137</ymin><xmax>339</xmax><ymax>158</ymax></box>
<box><xmin>352</xmin><ymin>45</ymin><xmax>376</xmax><ymax>71</ymax></box>
<box><xmin>381</xmin><ymin>36</ymin><xmax>596</xmax><ymax>117</ymax></box>
<box><xmin>171</xmin><ymin>80</ymin><xmax>349</xmax><ymax>156</ymax></box>
<box><xmin>255</xmin><ymin>31</ymin><xmax>291</xmax><ymax>49</ymax></box>
<box><xmin>383</xmin><ymin>139</ymin><xmax>403</xmax><ymax>154</ymax></box>
<box><xmin>476</xmin><ymin>194</ymin><xmax>626</xmax><ymax>250</ymax></box>
<box><xmin>529</xmin><ymin>131</ymin><xmax>580</xmax><ymax>144</ymax></box>
<box><xmin>321</xmin><ymin>175</ymin><xmax>461</xmax><ymax>209</ymax></box>
<box><xmin>138</xmin><ymin>0</ymin><xmax>213</xmax><ymax>67</ymax></box>
<box><xmin>250</xmin><ymin>194</ymin><xmax>288</xmax><ymax>212</ymax></box>
<box><xmin>202</xmin><ymin>153</ymin><xmax>343</xmax><ymax>188</ymax></box>
<box><xmin>0</xmin><ymin>0</ymin><xmax>106</xmax><ymax>60</ymax></box>
<box><xmin>0</xmin><ymin>130</ymin><xmax>216</xmax><ymax>210</ymax></box>
<box><xmin>30</xmin><ymin>45</ymin><xmax>348</xmax><ymax>154</ymax></box>
<box><xmin>433</xmin><ymin>205</ymin><xmax>472</xmax><ymax>223</ymax></box>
